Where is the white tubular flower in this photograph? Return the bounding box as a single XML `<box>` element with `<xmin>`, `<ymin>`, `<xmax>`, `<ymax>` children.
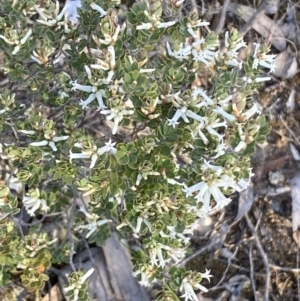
<box><xmin>168</xmin><ymin>247</ymin><xmax>186</xmax><ymax>264</ymax></box>
<box><xmin>136</xmin><ymin>170</ymin><xmax>160</xmax><ymax>185</ymax></box>
<box><xmin>198</xmin><ymin>129</ymin><xmax>210</xmax><ymax>145</ymax></box>
<box><xmin>167</xmin><ymin>178</ymin><xmax>185</xmax><ymax>186</ymax></box>
<box><xmin>200</xmin><ymin>269</ymin><xmax>213</xmax><ymax>282</ymax></box>
<box><xmin>139</xmin><ymin>273</ymin><xmax>152</xmax><ymax>287</ymax></box>
<box><xmin>90</xmin><ymin>63</ymin><xmax>109</xmax><ymax>71</ymax></box>
<box><xmin>183</xmin><ymin>181</ymin><xmax>208</xmax><ymax>198</ymax></box>
<box><xmin>166</xmin><ymin>42</ymin><xmax>192</xmax><ymax>60</ymax></box>
<box><xmin>104</xmin><ymin>71</ymin><xmax>115</xmax><ymax>85</ymax></box>
<box><xmin>168</xmin><ymin>106</ymin><xmax>204</xmax><ymax>128</ymax></box>
<box><xmin>77</xmin><ymin>206</ymin><xmax>110</xmax><ymax>238</ymax></box>
<box><xmin>226</xmin><ymin>59</ymin><xmax>243</xmax><ymax>69</ymax></box>
<box><xmin>132</xmin><ymin>268</ymin><xmax>156</xmax><ymax>287</ymax></box>
<box><xmin>71</xmin><ymin>66</ymin><xmax>109</xmax><ymax>110</ymax></box>
<box><xmin>202</xmin><ymin>159</ymin><xmax>223</xmax><ymax>175</ymax></box>
<box><xmin>96</xmin><ymin>25</ymin><xmax>120</xmax><ymax>45</ymax></box>
<box><xmin>97</xmin><ymin>139</ymin><xmax>117</xmax><ymax>155</ymax></box>
<box><xmin>136</xmin><ymin>22</ymin><xmax>153</xmax><ymax>30</ymax></box>
<box><xmin>149</xmin><ymin>244</ymin><xmax>171</xmax><ymax>268</ymax></box>
<box><xmin>90</xmin><ymin>2</ymin><xmax>107</xmax><ymax>17</ymax></box>
<box><xmin>187</xmin><ymin>23</ymin><xmax>197</xmax><ymax>38</ymax></box>
<box><xmin>0</xmin><ymin>35</ymin><xmax>14</xmax><ymax>45</ymax></box>
<box><xmin>107</xmin><ymin>46</ymin><xmax>116</xmax><ymax>69</ymax></box>
<box><xmin>252</xmin><ymin>43</ymin><xmax>276</xmax><ymax>72</ymax></box>
<box><xmin>100</xmin><ymin>107</ymin><xmax>134</xmax><ymax>135</ymax></box>
<box><xmin>109</xmin><ymin>189</ymin><xmax>125</xmax><ymax>209</ymax></box>
<box><xmin>0</xmin><ymin>28</ymin><xmax>32</xmax><ymax>55</ymax></box>
<box><xmin>19</xmin><ymin>130</ymin><xmax>36</xmax><ymax>135</ymax></box>
<box><xmin>64</xmin><ymin>0</ymin><xmax>82</xmax><ymax>24</ymax></box>
<box><xmin>180</xmin><ymin>278</ymin><xmax>205</xmax><ymax>301</ymax></box>
<box><xmin>111</xmin><ymin>25</ymin><xmax>121</xmax><ymax>43</ymax></box>
<box><xmin>36</xmin><ymin>0</ymin><xmax>80</xmax><ymax>29</ymax></box>
<box><xmin>192</xmin><ymin>37</ymin><xmax>206</xmax><ymax>48</ymax></box>
<box><xmin>192</xmin><ymin>48</ymin><xmax>217</xmax><ymax>66</ymax></box>
<box><xmin>70</xmin><ymin>139</ymin><xmax>116</xmax><ymax>169</ymax></box>
<box><xmin>156</xmin><ymin>20</ymin><xmax>177</xmax><ymax>29</ymax></box>
<box><xmin>134</xmin><ymin>216</ymin><xmax>152</xmax><ymax>234</ymax></box>
<box><xmin>23</xmin><ymin>189</ymin><xmax>49</xmax><ymax>216</ymax></box>
<box><xmin>183</xmin><ymin>173</ymin><xmax>242</xmax><ymax>212</ymax></box>
<box><xmin>19</xmin><ymin>28</ymin><xmax>32</xmax><ymax>44</ymax></box>
<box><xmin>224</xmin><ymin>31</ymin><xmax>246</xmax><ymax>54</ymax></box>
<box><xmin>64</xmin><ymin>268</ymin><xmax>95</xmax><ymax>301</ymax></box>
<box><xmin>192</xmin><ymin>88</ymin><xmax>214</xmax><ymax>106</ymax></box>
<box><xmin>140</xmin><ymin>68</ymin><xmax>155</xmax><ymax>73</ymax></box>
<box><xmin>234</xmin><ymin>140</ymin><xmax>247</xmax><ymax>152</ymax></box>
<box><xmin>214</xmin><ymin>106</ymin><xmax>236</xmax><ymax>122</ymax></box>
<box><xmin>30</xmin><ymin>135</ymin><xmax>69</xmax><ymax>152</ymax></box>
<box><xmin>255</xmin><ymin>76</ymin><xmax>272</xmax><ymax>82</ymax></box>
<box><xmin>71</xmin><ymin>81</ymin><xmax>94</xmax><ymax>93</ymax></box>
<box><xmin>207</xmin><ymin>125</ymin><xmax>224</xmax><ymax>142</ymax></box>
<box><xmin>189</xmin><ymin>20</ymin><xmax>210</xmax><ymax>28</ymax></box>
<box><xmin>69</xmin><ymin>150</ymin><xmax>90</xmax><ymax>161</ymax></box>
<box><xmin>240</xmin><ymin>103</ymin><xmax>260</xmax><ymax>121</ymax></box>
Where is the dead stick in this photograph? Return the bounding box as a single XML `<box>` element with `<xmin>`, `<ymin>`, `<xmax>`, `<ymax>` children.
<box><xmin>249</xmin><ymin>243</ymin><xmax>258</xmax><ymax>301</ymax></box>
<box><xmin>245</xmin><ymin>213</ymin><xmax>270</xmax><ymax>301</ymax></box>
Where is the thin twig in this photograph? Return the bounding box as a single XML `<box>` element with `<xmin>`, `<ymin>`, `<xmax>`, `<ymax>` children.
<box><xmin>245</xmin><ymin>213</ymin><xmax>270</xmax><ymax>301</ymax></box>
<box><xmin>279</xmin><ymin>115</ymin><xmax>300</xmax><ymax>145</ymax></box>
<box><xmin>249</xmin><ymin>243</ymin><xmax>258</xmax><ymax>301</ymax></box>
<box><xmin>269</xmin><ymin>264</ymin><xmax>300</xmax><ymax>274</ymax></box>
<box><xmin>177</xmin><ymin>239</ymin><xmax>216</xmax><ymax>267</ymax></box>
<box><xmin>216</xmin><ymin>257</ymin><xmax>266</xmax><ymax>277</ymax></box>
<box><xmin>211</xmin><ymin>246</ymin><xmax>239</xmax><ymax>289</ymax></box>
<box><xmin>297</xmin><ymin>232</ymin><xmax>300</xmax><ymax>301</ymax></box>
<box><xmin>214</xmin><ymin>0</ymin><xmax>231</xmax><ymax>34</ymax></box>
<box><xmin>68</xmin><ymin>183</ymin><xmax>78</xmax><ymax>272</ymax></box>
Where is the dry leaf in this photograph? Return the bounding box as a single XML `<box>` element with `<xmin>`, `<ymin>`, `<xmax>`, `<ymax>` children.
<box><xmin>227</xmin><ymin>3</ymin><xmax>286</xmax><ymax>51</ymax></box>
<box><xmin>290</xmin><ymin>172</ymin><xmax>300</xmax><ymax>244</ymax></box>
<box><xmin>286</xmin><ymin>89</ymin><xmax>296</xmax><ymax>113</ymax></box>
<box><xmin>290</xmin><ymin>143</ymin><xmax>300</xmax><ymax>169</ymax></box>
<box><xmin>232</xmin><ymin>184</ymin><xmax>253</xmax><ymax>226</ymax></box>
<box><xmin>273</xmin><ymin>47</ymin><xmax>298</xmax><ymax>79</ymax></box>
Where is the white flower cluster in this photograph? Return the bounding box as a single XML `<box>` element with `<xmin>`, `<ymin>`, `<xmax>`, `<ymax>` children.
<box><xmin>23</xmin><ymin>188</ymin><xmax>49</xmax><ymax>216</ymax></box>
<box><xmin>70</xmin><ymin>139</ymin><xmax>117</xmax><ymax>169</ymax></box>
<box><xmin>76</xmin><ymin>206</ymin><xmax>110</xmax><ymax>238</ymax></box>
<box><xmin>64</xmin><ymin>268</ymin><xmax>94</xmax><ymax>301</ymax></box>
<box><xmin>1</xmin><ymin>2</ymin><xmax>278</xmax><ymax>299</ymax></box>
<box><xmin>36</xmin><ymin>0</ymin><xmax>82</xmax><ymax>28</ymax></box>
<box><xmin>181</xmin><ymin>160</ymin><xmax>253</xmax><ymax>217</ymax></box>
<box><xmin>180</xmin><ymin>270</ymin><xmax>213</xmax><ymax>300</ymax></box>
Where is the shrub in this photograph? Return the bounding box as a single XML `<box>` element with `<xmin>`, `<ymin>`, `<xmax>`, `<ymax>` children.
<box><xmin>0</xmin><ymin>0</ymin><xmax>272</xmax><ymax>300</ymax></box>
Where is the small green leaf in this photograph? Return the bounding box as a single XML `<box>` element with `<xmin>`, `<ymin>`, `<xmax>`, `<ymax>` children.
<box><xmin>116</xmin><ymin>150</ymin><xmax>127</xmax><ymax>159</ymax></box>
<box><xmin>119</xmin><ymin>155</ymin><xmax>129</xmax><ymax>165</ymax></box>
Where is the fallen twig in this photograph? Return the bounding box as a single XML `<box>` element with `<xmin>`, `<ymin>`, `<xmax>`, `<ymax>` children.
<box><xmin>245</xmin><ymin>213</ymin><xmax>271</xmax><ymax>301</ymax></box>
<box><xmin>211</xmin><ymin>246</ymin><xmax>239</xmax><ymax>289</ymax></box>
<box><xmin>68</xmin><ymin>183</ymin><xmax>78</xmax><ymax>272</ymax></box>
<box><xmin>249</xmin><ymin>243</ymin><xmax>258</xmax><ymax>301</ymax></box>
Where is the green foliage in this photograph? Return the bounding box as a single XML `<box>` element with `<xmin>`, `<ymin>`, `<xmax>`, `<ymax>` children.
<box><xmin>0</xmin><ymin>0</ymin><xmax>274</xmax><ymax>300</ymax></box>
